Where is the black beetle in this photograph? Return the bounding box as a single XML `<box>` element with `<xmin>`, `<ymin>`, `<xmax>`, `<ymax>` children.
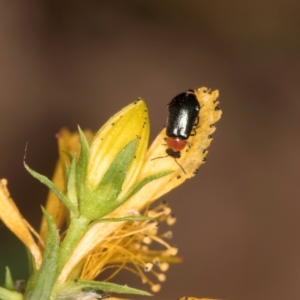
<box><xmin>165</xmin><ymin>89</ymin><xmax>200</xmax><ymax>159</ymax></box>
<box><xmin>166</xmin><ymin>89</ymin><xmax>200</xmax><ymax>140</ymax></box>
<box><xmin>152</xmin><ymin>89</ymin><xmax>200</xmax><ymax>174</ymax></box>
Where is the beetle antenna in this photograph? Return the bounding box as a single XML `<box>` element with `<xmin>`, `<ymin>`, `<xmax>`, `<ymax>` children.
<box><xmin>151</xmin><ymin>155</ymin><xmax>169</xmax><ymax>161</ymax></box>
<box><xmin>151</xmin><ymin>155</ymin><xmax>186</xmax><ymax>174</ymax></box>
<box><xmin>174</xmin><ymin>159</ymin><xmax>186</xmax><ymax>174</ymax></box>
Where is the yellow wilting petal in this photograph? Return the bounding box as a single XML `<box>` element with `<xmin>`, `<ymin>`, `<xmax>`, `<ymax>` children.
<box><xmin>39</xmin><ymin>128</ymin><xmax>94</xmax><ymax>243</ymax></box>
<box><xmin>142</xmin><ymin>87</ymin><xmax>221</xmax><ymax>201</ymax></box>
<box><xmin>0</xmin><ymin>179</ymin><xmax>42</xmax><ymax>268</ymax></box>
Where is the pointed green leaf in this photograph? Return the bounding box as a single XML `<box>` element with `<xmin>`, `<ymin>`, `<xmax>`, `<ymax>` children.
<box><xmin>96</xmin><ymin>138</ymin><xmax>137</xmax><ymax>195</ymax></box>
<box><xmin>62</xmin><ymin>151</ymin><xmax>73</xmax><ymax>164</ymax></box>
<box><xmin>24</xmin><ymin>163</ymin><xmax>77</xmax><ymax>214</ymax></box>
<box><xmin>76</xmin><ymin>126</ymin><xmax>90</xmax><ymax>191</ymax></box>
<box><xmin>54</xmin><ymin>280</ymin><xmax>151</xmax><ymax>299</ymax></box>
<box><xmin>80</xmin><ymin>139</ymin><xmax>137</xmax><ymax>220</ymax></box>
<box><xmin>117</xmin><ymin>170</ymin><xmax>173</xmax><ymax>204</ymax></box>
<box><xmin>26</xmin><ymin>246</ymin><xmax>38</xmax><ymax>278</ymax></box>
<box><xmin>76</xmin><ymin>280</ymin><xmax>151</xmax><ymax>295</ymax></box>
<box><xmin>63</xmin><ymin>152</ymin><xmax>73</xmax><ymax>179</ymax></box>
<box><xmin>55</xmin><ymin>286</ymin><xmax>110</xmax><ymax>300</ymax></box>
<box><xmin>66</xmin><ymin>155</ymin><xmax>78</xmax><ymax>211</ymax></box>
<box><xmin>25</xmin><ymin>208</ymin><xmax>59</xmax><ymax>300</ymax></box>
<box><xmin>4</xmin><ymin>267</ymin><xmax>14</xmax><ymax>291</ymax></box>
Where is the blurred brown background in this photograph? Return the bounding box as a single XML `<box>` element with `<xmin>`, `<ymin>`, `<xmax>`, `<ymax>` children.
<box><xmin>1</xmin><ymin>1</ymin><xmax>300</xmax><ymax>299</ymax></box>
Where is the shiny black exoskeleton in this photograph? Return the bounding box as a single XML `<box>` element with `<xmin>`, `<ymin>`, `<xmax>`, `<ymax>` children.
<box><xmin>166</xmin><ymin>89</ymin><xmax>200</xmax><ymax>140</ymax></box>
<box><xmin>152</xmin><ymin>89</ymin><xmax>201</xmax><ymax>174</ymax></box>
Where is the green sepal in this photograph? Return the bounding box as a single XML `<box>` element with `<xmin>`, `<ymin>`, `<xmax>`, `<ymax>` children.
<box><xmin>25</xmin><ymin>208</ymin><xmax>59</xmax><ymax>300</ymax></box>
<box><xmin>76</xmin><ymin>280</ymin><xmax>151</xmax><ymax>295</ymax></box>
<box><xmin>80</xmin><ymin>139</ymin><xmax>137</xmax><ymax>220</ymax></box>
<box><xmin>117</xmin><ymin>170</ymin><xmax>173</xmax><ymax>204</ymax></box>
<box><xmin>24</xmin><ymin>163</ymin><xmax>77</xmax><ymax>215</ymax></box>
<box><xmin>75</xmin><ymin>126</ymin><xmax>90</xmax><ymax>193</ymax></box>
<box><xmin>62</xmin><ymin>151</ymin><xmax>73</xmax><ymax>179</ymax></box>
<box><xmin>95</xmin><ymin>139</ymin><xmax>137</xmax><ymax>195</ymax></box>
<box><xmin>26</xmin><ymin>245</ymin><xmax>38</xmax><ymax>278</ymax></box>
<box><xmin>62</xmin><ymin>151</ymin><xmax>73</xmax><ymax>164</ymax></box>
<box><xmin>4</xmin><ymin>267</ymin><xmax>14</xmax><ymax>291</ymax></box>
<box><xmin>54</xmin><ymin>280</ymin><xmax>151</xmax><ymax>299</ymax></box>
<box><xmin>0</xmin><ymin>287</ymin><xmax>23</xmax><ymax>300</ymax></box>
<box><xmin>66</xmin><ymin>154</ymin><xmax>78</xmax><ymax>213</ymax></box>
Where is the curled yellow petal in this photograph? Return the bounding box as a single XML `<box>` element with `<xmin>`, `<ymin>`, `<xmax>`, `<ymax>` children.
<box><xmin>141</xmin><ymin>87</ymin><xmax>222</xmax><ymax>201</ymax></box>
<box><xmin>0</xmin><ymin>179</ymin><xmax>42</xmax><ymax>268</ymax></box>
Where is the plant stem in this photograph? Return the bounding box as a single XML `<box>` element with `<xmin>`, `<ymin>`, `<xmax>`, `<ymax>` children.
<box><xmin>57</xmin><ymin>216</ymin><xmax>90</xmax><ymax>277</ymax></box>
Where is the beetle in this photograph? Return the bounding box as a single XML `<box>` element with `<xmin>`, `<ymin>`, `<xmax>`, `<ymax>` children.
<box><xmin>152</xmin><ymin>89</ymin><xmax>200</xmax><ymax>173</ymax></box>
<box><xmin>165</xmin><ymin>89</ymin><xmax>200</xmax><ymax>155</ymax></box>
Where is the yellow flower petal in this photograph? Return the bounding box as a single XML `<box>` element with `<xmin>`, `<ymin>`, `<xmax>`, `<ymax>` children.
<box><xmin>0</xmin><ymin>179</ymin><xmax>42</xmax><ymax>268</ymax></box>
<box><xmin>87</xmin><ymin>98</ymin><xmax>149</xmax><ymax>191</ymax></box>
<box><xmin>141</xmin><ymin>87</ymin><xmax>221</xmax><ymax>201</ymax></box>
